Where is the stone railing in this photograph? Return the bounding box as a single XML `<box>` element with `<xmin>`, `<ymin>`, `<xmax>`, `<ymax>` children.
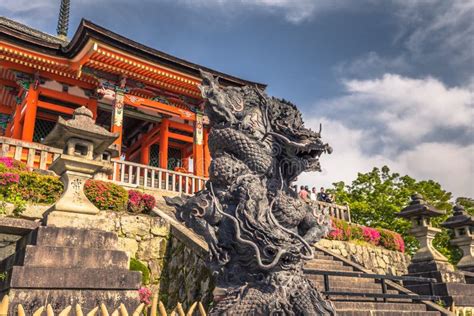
<box><xmin>0</xmin><ymin>294</ymin><xmax>208</xmax><ymax>316</ymax></box>
<box><xmin>310</xmin><ymin>200</ymin><xmax>351</xmax><ymax>222</ymax></box>
<box><xmin>0</xmin><ymin>136</ymin><xmax>62</xmax><ymax>169</ymax></box>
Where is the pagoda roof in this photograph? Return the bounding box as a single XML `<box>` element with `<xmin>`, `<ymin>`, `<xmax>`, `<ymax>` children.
<box><xmin>0</xmin><ymin>17</ymin><xmax>266</xmax><ymax>89</ymax></box>
<box><xmin>441</xmin><ymin>204</ymin><xmax>474</xmax><ymax>229</ymax></box>
<box><xmin>397</xmin><ymin>194</ymin><xmax>445</xmax><ymax>219</ymax></box>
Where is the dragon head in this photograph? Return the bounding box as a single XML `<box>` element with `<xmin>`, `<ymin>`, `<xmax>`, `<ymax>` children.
<box><xmin>267</xmin><ymin>98</ymin><xmax>332</xmax><ymax>183</ymax></box>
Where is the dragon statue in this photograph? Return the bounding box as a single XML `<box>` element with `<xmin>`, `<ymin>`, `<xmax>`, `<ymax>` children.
<box><xmin>165</xmin><ymin>71</ymin><xmax>335</xmax><ymax>315</ymax></box>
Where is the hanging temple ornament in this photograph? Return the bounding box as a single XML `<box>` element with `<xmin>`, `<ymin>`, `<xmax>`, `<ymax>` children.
<box><xmin>166</xmin><ymin>71</ymin><xmax>334</xmax><ymax>315</ymax></box>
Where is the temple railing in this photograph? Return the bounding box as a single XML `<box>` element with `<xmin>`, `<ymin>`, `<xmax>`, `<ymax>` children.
<box><xmin>0</xmin><ymin>136</ymin><xmax>62</xmax><ymax>169</ymax></box>
<box><xmin>0</xmin><ymin>136</ymin><xmax>207</xmax><ymax>195</ymax></box>
<box><xmin>111</xmin><ymin>160</ymin><xmax>207</xmax><ymax>194</ymax></box>
<box><xmin>310</xmin><ymin>200</ymin><xmax>351</xmax><ymax>223</ymax></box>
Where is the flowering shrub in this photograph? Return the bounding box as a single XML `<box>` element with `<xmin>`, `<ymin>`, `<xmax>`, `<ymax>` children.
<box><xmin>378</xmin><ymin>228</ymin><xmax>405</xmax><ymax>253</ymax></box>
<box><xmin>138</xmin><ymin>287</ymin><xmax>153</xmax><ymax>305</ymax></box>
<box><xmin>0</xmin><ymin>157</ymin><xmax>27</xmax><ymax>171</ymax></box>
<box><xmin>0</xmin><ymin>157</ymin><xmax>62</xmax><ymax>214</ymax></box>
<box><xmin>127</xmin><ymin>190</ymin><xmax>156</xmax><ymax>214</ymax></box>
<box><xmin>362</xmin><ymin>226</ymin><xmax>381</xmax><ymax>245</ymax></box>
<box><xmin>0</xmin><ymin>172</ymin><xmax>20</xmax><ymax>185</ymax></box>
<box><xmin>84</xmin><ymin>180</ymin><xmax>128</xmax><ymax>212</ymax></box>
<box><xmin>327</xmin><ymin>218</ymin><xmax>405</xmax><ymax>253</ymax></box>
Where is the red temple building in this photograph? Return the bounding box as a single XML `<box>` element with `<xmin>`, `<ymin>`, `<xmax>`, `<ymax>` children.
<box><xmin>0</xmin><ymin>6</ymin><xmax>265</xmax><ymax>193</ymax></box>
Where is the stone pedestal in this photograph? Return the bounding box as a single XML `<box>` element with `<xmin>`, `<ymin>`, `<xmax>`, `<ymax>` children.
<box><xmin>0</xmin><ymin>226</ymin><xmax>141</xmax><ymax>314</ymax></box>
<box><xmin>48</xmin><ymin>154</ymin><xmax>112</xmax><ymax>215</ymax></box>
<box><xmin>409</xmin><ymin>225</ymin><xmax>447</xmax><ymax>263</ymax></box>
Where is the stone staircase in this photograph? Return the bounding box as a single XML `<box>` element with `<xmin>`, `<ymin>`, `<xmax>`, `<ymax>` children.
<box><xmin>0</xmin><ymin>226</ymin><xmax>141</xmax><ymax>314</ymax></box>
<box><xmin>305</xmin><ymin>248</ymin><xmax>452</xmax><ymax>315</ymax></box>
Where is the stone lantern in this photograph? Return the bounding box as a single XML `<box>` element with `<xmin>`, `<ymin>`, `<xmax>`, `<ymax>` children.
<box><xmin>398</xmin><ymin>193</ymin><xmax>447</xmax><ymax>263</ymax></box>
<box><xmin>43</xmin><ymin>106</ymin><xmax>119</xmax><ymax>215</ymax></box>
<box><xmin>399</xmin><ymin>194</ymin><xmax>464</xmax><ymax>283</ymax></box>
<box><xmin>442</xmin><ymin>204</ymin><xmax>474</xmax><ymax>272</ymax></box>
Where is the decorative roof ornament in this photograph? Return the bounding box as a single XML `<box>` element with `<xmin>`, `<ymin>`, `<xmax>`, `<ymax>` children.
<box><xmin>56</xmin><ymin>0</ymin><xmax>71</xmax><ymax>40</ymax></box>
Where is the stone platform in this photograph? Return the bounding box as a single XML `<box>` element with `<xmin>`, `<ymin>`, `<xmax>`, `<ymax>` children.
<box><xmin>0</xmin><ymin>226</ymin><xmax>141</xmax><ymax>314</ymax></box>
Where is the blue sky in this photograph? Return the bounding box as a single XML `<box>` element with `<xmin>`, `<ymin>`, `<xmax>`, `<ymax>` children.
<box><xmin>1</xmin><ymin>0</ymin><xmax>473</xmax><ymax>197</ymax></box>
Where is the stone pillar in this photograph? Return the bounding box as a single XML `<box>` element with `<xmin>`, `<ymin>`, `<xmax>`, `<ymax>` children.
<box><xmin>442</xmin><ymin>204</ymin><xmax>474</xmax><ymax>272</ymax></box>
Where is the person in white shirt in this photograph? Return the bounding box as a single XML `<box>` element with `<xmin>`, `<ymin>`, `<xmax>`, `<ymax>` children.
<box><xmin>310</xmin><ymin>187</ymin><xmax>317</xmax><ymax>201</ymax></box>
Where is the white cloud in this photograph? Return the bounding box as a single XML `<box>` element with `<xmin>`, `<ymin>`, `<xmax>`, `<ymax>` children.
<box><xmin>318</xmin><ymin>74</ymin><xmax>473</xmax><ymax>152</ymax></box>
<box><xmin>300</xmin><ymin>74</ymin><xmax>474</xmax><ymax>198</ymax></box>
<box><xmin>394</xmin><ymin>0</ymin><xmax>474</xmax><ymax>67</ymax></box>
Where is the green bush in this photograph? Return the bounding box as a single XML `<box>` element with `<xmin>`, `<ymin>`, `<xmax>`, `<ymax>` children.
<box><xmin>130</xmin><ymin>257</ymin><xmax>150</xmax><ymax>284</ymax></box>
<box><xmin>13</xmin><ymin>171</ymin><xmax>63</xmax><ymax>204</ymax></box>
<box><xmin>0</xmin><ymin>158</ymin><xmax>63</xmax><ymax>214</ymax></box>
<box><xmin>84</xmin><ymin>180</ymin><xmax>128</xmax><ymax>212</ymax></box>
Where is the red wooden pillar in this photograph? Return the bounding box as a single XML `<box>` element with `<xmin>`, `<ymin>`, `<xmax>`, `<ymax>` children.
<box><xmin>88</xmin><ymin>98</ymin><xmax>98</xmax><ymax>120</ymax></box>
<box><xmin>111</xmin><ymin>89</ymin><xmax>124</xmax><ymax>154</ymax></box>
<box><xmin>159</xmin><ymin>119</ymin><xmax>169</xmax><ymax>169</ymax></box>
<box><xmin>21</xmin><ymin>86</ymin><xmax>39</xmax><ymax>142</ymax></box>
<box><xmin>140</xmin><ymin>143</ymin><xmax>150</xmax><ymax>165</ymax></box>
<box><xmin>203</xmin><ymin>128</ymin><xmax>211</xmax><ymax>177</ymax></box>
<box><xmin>11</xmin><ymin>103</ymin><xmax>22</xmax><ymax>139</ymax></box>
<box><xmin>193</xmin><ymin>113</ymin><xmax>204</xmax><ymax>177</ymax></box>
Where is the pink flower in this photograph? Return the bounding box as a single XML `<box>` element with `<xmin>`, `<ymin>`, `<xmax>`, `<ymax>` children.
<box><xmin>362</xmin><ymin>226</ymin><xmax>381</xmax><ymax>245</ymax></box>
<box><xmin>138</xmin><ymin>287</ymin><xmax>153</xmax><ymax>305</ymax></box>
<box><xmin>0</xmin><ymin>172</ymin><xmax>20</xmax><ymax>185</ymax></box>
<box><xmin>0</xmin><ymin>157</ymin><xmax>14</xmax><ymax>169</ymax></box>
<box><xmin>328</xmin><ymin>228</ymin><xmax>344</xmax><ymax>240</ymax></box>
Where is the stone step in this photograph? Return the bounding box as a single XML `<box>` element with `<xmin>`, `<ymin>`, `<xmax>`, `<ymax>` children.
<box><xmin>305</xmin><ymin>262</ymin><xmax>354</xmax><ymax>272</ymax></box>
<box><xmin>305</xmin><ymin>263</ymin><xmax>354</xmax><ymax>272</ymax></box>
<box><xmin>333</xmin><ymin>301</ymin><xmax>427</xmax><ymax>311</ymax></box>
<box><xmin>308</xmin><ymin>274</ymin><xmax>378</xmax><ymax>285</ymax></box>
<box><xmin>23</xmin><ymin>245</ymin><xmax>129</xmax><ymax>269</ymax></box>
<box><xmin>32</xmin><ymin>226</ymin><xmax>119</xmax><ymax>250</ymax></box>
<box><xmin>337</xmin><ymin>311</ymin><xmax>441</xmax><ymax>316</ymax></box>
<box><xmin>307</xmin><ymin>259</ymin><xmax>343</xmax><ymax>266</ymax></box>
<box><xmin>450</xmin><ymin>294</ymin><xmax>474</xmax><ymax>306</ymax></box>
<box><xmin>314</xmin><ymin>254</ymin><xmax>334</xmax><ymax>260</ymax></box>
<box><xmin>7</xmin><ymin>266</ymin><xmax>141</xmax><ymax>290</ymax></box>
<box><xmin>313</xmin><ymin>280</ymin><xmax>384</xmax><ymax>291</ymax></box>
<box><xmin>320</xmin><ymin>286</ymin><xmax>399</xmax><ymax>295</ymax></box>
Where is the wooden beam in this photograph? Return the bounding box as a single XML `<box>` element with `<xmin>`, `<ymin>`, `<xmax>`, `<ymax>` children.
<box><xmin>169</xmin><ymin>120</ymin><xmax>193</xmax><ymax>132</ymax></box>
<box><xmin>124</xmin><ymin>94</ymin><xmax>196</xmax><ymax>121</ymax></box>
<box><xmin>0</xmin><ymin>78</ymin><xmax>17</xmax><ymax>88</ymax></box>
<box><xmin>38</xmin><ymin>87</ymin><xmax>94</xmax><ymax>107</ymax></box>
<box><xmin>0</xmin><ymin>104</ymin><xmax>13</xmax><ymax>114</ymax></box>
<box><xmin>169</xmin><ymin>132</ymin><xmax>193</xmax><ymax>143</ymax></box>
<box><xmin>37</xmin><ymin>100</ymin><xmax>75</xmax><ymax>115</ymax></box>
<box><xmin>0</xmin><ymin>60</ymin><xmax>97</xmax><ymax>90</ymax></box>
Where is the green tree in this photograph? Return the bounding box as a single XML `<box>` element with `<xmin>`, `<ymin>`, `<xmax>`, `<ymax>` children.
<box><xmin>329</xmin><ymin>166</ymin><xmax>463</xmax><ymax>263</ymax></box>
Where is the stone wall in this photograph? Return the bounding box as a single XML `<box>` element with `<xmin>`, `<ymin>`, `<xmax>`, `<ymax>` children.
<box><xmin>159</xmin><ymin>236</ymin><xmax>213</xmax><ymax>311</ymax></box>
<box><xmin>317</xmin><ymin>239</ymin><xmax>410</xmax><ymax>276</ymax></box>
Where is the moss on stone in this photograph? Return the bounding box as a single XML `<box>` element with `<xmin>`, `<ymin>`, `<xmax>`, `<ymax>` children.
<box><xmin>130</xmin><ymin>257</ymin><xmax>150</xmax><ymax>285</ymax></box>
